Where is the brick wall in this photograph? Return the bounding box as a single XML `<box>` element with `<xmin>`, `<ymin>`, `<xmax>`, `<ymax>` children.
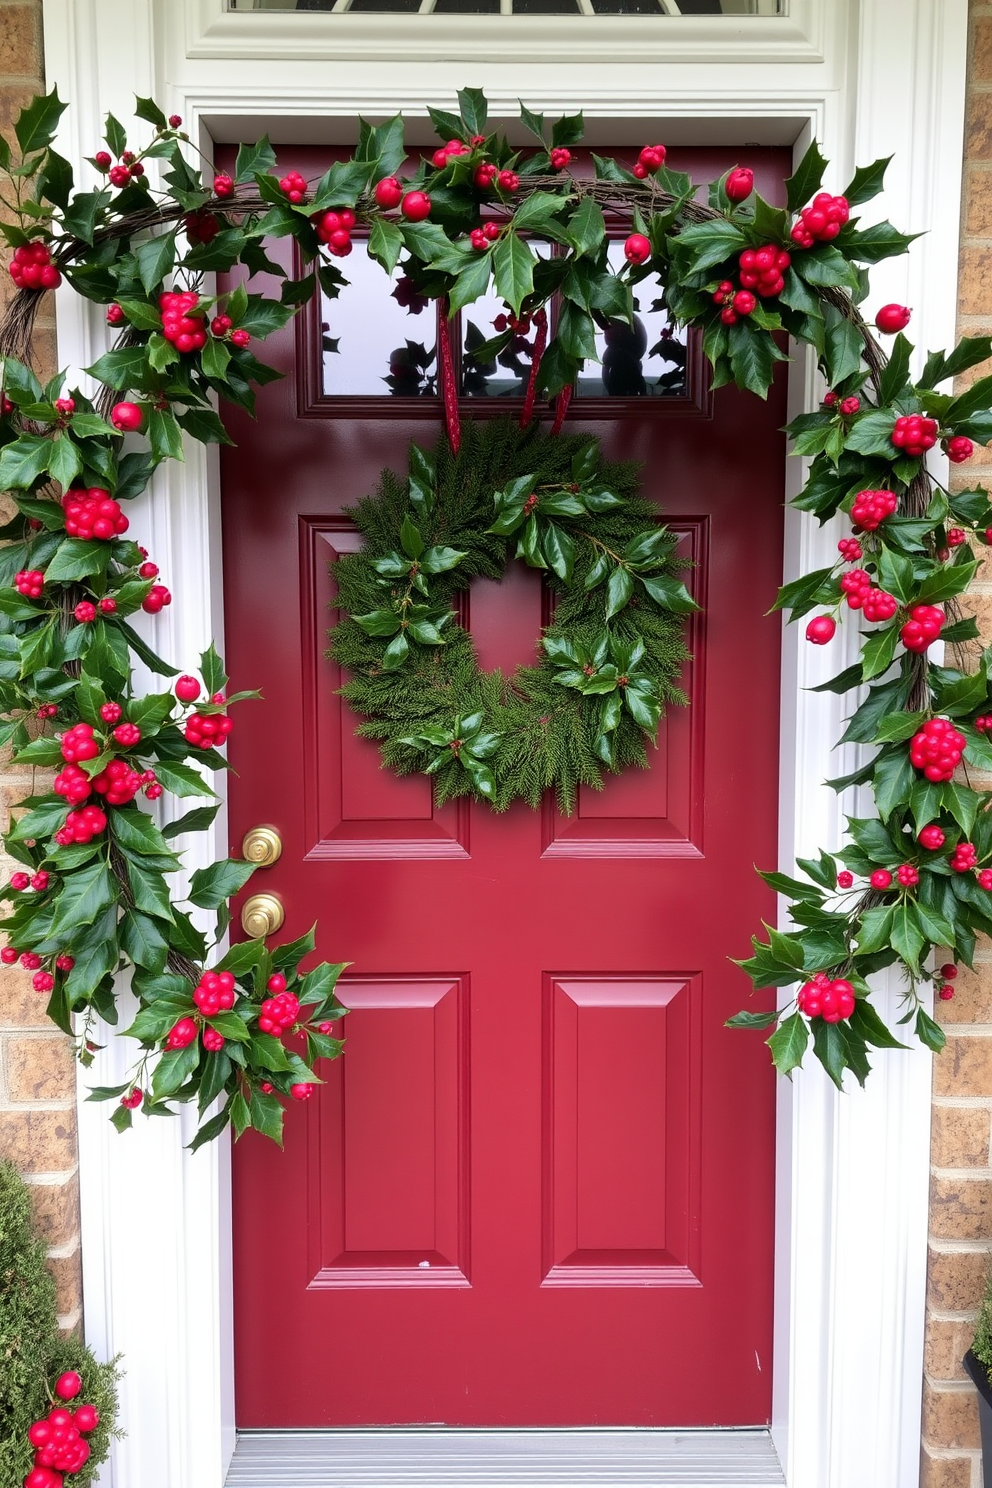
<box><xmin>922</xmin><ymin>6</ymin><xmax>992</xmax><ymax>1484</ymax></box>
<box><xmin>0</xmin><ymin>0</ymin><xmax>82</xmax><ymax>1332</ymax></box>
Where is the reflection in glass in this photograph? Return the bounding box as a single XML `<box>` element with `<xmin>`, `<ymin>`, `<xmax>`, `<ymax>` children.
<box><xmin>320</xmin><ymin>243</ymin><xmax>437</xmax><ymax>397</ymax></box>
<box><xmin>460</xmin><ymin>243</ymin><xmax>551</xmax><ymax>397</ymax></box>
<box><xmin>575</xmin><ymin>239</ymin><xmax>687</xmax><ymax>398</ymax></box>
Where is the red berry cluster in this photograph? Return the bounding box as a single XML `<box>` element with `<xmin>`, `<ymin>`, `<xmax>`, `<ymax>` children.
<box><xmin>937</xmin><ymin>963</ymin><xmax>958</xmax><ymax>1001</ymax></box>
<box><xmin>213</xmin><ymin>172</ymin><xmax>235</xmax><ymax>198</ymax></box>
<box><xmin>9</xmin><ymin>871</ymin><xmax>49</xmax><ymax>893</ymax></box>
<box><xmin>142</xmin><ymin>583</ymin><xmax>172</xmax><ymax>614</ymax></box>
<box><xmin>824</xmin><ymin>391</ymin><xmax>860</xmax><ymax>415</ymax></box>
<box><xmin>15</xmin><ymin>569</ymin><xmax>44</xmax><ymax>599</ymax></box>
<box><xmin>93</xmin><ymin>145</ymin><xmax>146</xmax><ymax>189</ymax></box>
<box><xmin>837</xmin><ymin>537</ymin><xmax>863</xmax><ymax>561</ymax></box>
<box><xmin>54</xmin><ymin>764</ymin><xmax>91</xmax><ymax>805</ymax></box>
<box><xmin>492</xmin><ymin>308</ymin><xmax>546</xmax><ymax>337</ymax></box>
<box><xmin>951</xmin><ymin>841</ymin><xmax>978</xmax><ymax>872</ymax></box>
<box><xmin>184</xmin><ymin>209</ymin><xmax>220</xmax><ymax>245</ymax></box>
<box><xmin>432</xmin><ymin>138</ymin><xmax>469</xmax><ymax>170</ymax></box>
<box><xmin>945</xmin><ymin>435</ymin><xmax>974</xmax><ymax>464</ymax></box>
<box><xmin>62</xmin><ymin>487</ymin><xmax>129</xmax><ymax>541</ymax></box>
<box><xmin>470</xmin><ymin>222</ymin><xmax>500</xmax><ymax>251</ymax></box>
<box><xmin>194</xmin><ymin>969</ymin><xmax>236</xmax><ymax>1016</ymax></box>
<box><xmin>258</xmin><ymin>974</ymin><xmax>299</xmax><ymax>1034</ymax></box>
<box><xmin>8</xmin><ymin>242</ymin><xmax>61</xmax><ymax>292</ymax></box>
<box><xmin>633</xmin><ymin>143</ymin><xmax>667</xmax><ymax>179</ymax></box>
<box><xmin>92</xmin><ymin>759</ymin><xmax>142</xmax><ymax>806</ymax></box>
<box><xmin>797</xmin><ymin>972</ymin><xmax>856</xmax><ymax>1023</ymax></box>
<box><xmin>278</xmin><ymin>169</ymin><xmax>308</xmax><ymax>204</ymax></box>
<box><xmin>738</xmin><ymin>244</ymin><xmax>791</xmax><ymax>298</ymax></box>
<box><xmin>184</xmin><ymin>696</ymin><xmax>233</xmax><ymax>749</ymax></box>
<box><xmin>891</xmin><ymin>413</ymin><xmax>938</xmax><ymax>458</ymax></box>
<box><xmin>850</xmin><ymin>488</ymin><xmax>897</xmax><ymax>532</ymax></box>
<box><xmin>836</xmin><ymin>870</ymin><xmax>854</xmax><ymax>887</ymax></box>
<box><xmin>59</xmin><ymin>723</ymin><xmax>99</xmax><ymax>763</ymax></box>
<box><xmin>159</xmin><ymin>290</ymin><xmax>206</xmax><ymax>353</ymax></box>
<box><xmin>313</xmin><ymin>208</ymin><xmax>356</xmax><ymax>258</ymax></box>
<box><xmin>918</xmin><ymin>823</ymin><xmax>946</xmax><ymax>850</ymax></box>
<box><xmin>899</xmin><ymin>603</ymin><xmax>944</xmax><ymax>653</ymax></box>
<box><xmin>23</xmin><ymin>1372</ymin><xmax>101</xmax><ymax>1486</ymax></box>
<box><xmin>909</xmin><ymin>718</ymin><xmax>966</xmax><ymax>782</ymax></box>
<box><xmin>55</xmin><ymin>806</ymin><xmax>108</xmax><ymax>845</ymax></box>
<box><xmin>473</xmin><ymin>163</ymin><xmax>497</xmax><ymax>189</ymax></box>
<box><xmin>549</xmin><ymin>147</ymin><xmax>572</xmax><ymax>171</ymax></box>
<box><xmin>839</xmin><ymin>570</ymin><xmax>897</xmax><ymax>621</ymax></box>
<box><xmin>496</xmin><ymin>170</ymin><xmax>519</xmax><ymax>193</ymax></box>
<box><xmin>896</xmin><ymin>863</ymin><xmax>920</xmax><ymax>886</ymax></box>
<box><xmin>790</xmin><ymin>192</ymin><xmax>850</xmax><ymax>248</ymax></box>
<box><xmin>975</xmin><ymin>714</ymin><xmax>992</xmax><ymax>732</ymax></box>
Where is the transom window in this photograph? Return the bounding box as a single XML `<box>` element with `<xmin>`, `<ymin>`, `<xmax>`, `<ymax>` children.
<box><xmin>232</xmin><ymin>0</ymin><xmax>784</xmax><ymax>16</ymax></box>
<box><xmin>317</xmin><ymin>237</ymin><xmax>688</xmax><ymax>401</ymax></box>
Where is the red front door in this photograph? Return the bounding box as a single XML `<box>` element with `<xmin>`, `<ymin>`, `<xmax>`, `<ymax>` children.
<box><xmin>223</xmin><ymin>145</ymin><xmax>788</xmax><ymax>1429</ymax></box>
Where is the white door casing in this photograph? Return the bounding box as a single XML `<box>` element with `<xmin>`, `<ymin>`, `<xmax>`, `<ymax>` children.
<box><xmin>38</xmin><ymin>2</ymin><xmax>967</xmax><ymax>1484</ymax></box>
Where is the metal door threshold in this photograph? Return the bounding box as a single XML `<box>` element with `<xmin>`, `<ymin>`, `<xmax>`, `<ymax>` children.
<box><xmin>225</xmin><ymin>1428</ymin><xmax>785</xmax><ymax>1487</ymax></box>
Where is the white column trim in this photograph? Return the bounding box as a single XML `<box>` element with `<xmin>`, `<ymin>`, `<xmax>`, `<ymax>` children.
<box><xmin>38</xmin><ymin>3</ymin><xmax>967</xmax><ymax>1485</ymax></box>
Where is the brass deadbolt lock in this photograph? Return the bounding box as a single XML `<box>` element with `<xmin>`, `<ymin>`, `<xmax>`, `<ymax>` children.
<box><xmin>241</xmin><ymin>892</ymin><xmax>285</xmax><ymax>940</ymax></box>
<box><xmin>242</xmin><ymin>825</ymin><xmax>282</xmax><ymax>868</ymax></box>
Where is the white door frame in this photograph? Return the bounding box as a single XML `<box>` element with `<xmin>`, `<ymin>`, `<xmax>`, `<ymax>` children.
<box><xmin>40</xmin><ymin>2</ymin><xmax>967</xmax><ymax>1484</ymax></box>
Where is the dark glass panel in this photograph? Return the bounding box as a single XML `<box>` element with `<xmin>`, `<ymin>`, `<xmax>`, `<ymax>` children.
<box><xmin>320</xmin><ymin>243</ymin><xmax>438</xmax><ymax>397</ymax></box>
<box><xmin>574</xmin><ymin>240</ymin><xmax>687</xmax><ymax>399</ymax></box>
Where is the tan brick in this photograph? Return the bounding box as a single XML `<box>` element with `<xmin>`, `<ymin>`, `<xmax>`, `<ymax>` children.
<box><xmin>930</xmin><ymin>1174</ymin><xmax>992</xmax><ymax>1239</ymax></box>
<box><xmin>0</xmin><ymin>970</ymin><xmax>55</xmax><ymax>1029</ymax></box>
<box><xmin>922</xmin><ymin>1380</ymin><xmax>981</xmax><ymax>1450</ymax></box>
<box><xmin>974</xmin><ymin>16</ymin><xmax>992</xmax><ymax>84</ymax></box>
<box><xmin>5</xmin><ymin>1035</ymin><xmax>76</xmax><ymax>1102</ymax></box>
<box><xmin>966</xmin><ymin>92</ymin><xmax>992</xmax><ymax>164</ymax></box>
<box><xmin>958</xmin><ymin>247</ymin><xmax>992</xmax><ymax>316</ymax></box>
<box><xmin>936</xmin><ymin>963</ymin><xmax>992</xmax><ymax>1025</ymax></box>
<box><xmin>920</xmin><ymin>1446</ymin><xmax>975</xmax><ymax>1488</ymax></box>
<box><xmin>0</xmin><ymin>1107</ymin><xmax>76</xmax><ymax>1174</ymax></box>
<box><xmin>929</xmin><ymin>1248</ymin><xmax>992</xmax><ymax>1312</ymax></box>
<box><xmin>932</xmin><ymin>1105</ymin><xmax>991</xmax><ymax>1168</ymax></box>
<box><xmin>0</xmin><ymin>5</ymin><xmax>42</xmax><ymax>80</ymax></box>
<box><xmin>45</xmin><ymin>1249</ymin><xmax>81</xmax><ymax>1318</ymax></box>
<box><xmin>926</xmin><ymin>1317</ymin><xmax>978</xmax><ymax>1381</ymax></box>
<box><xmin>933</xmin><ymin>1034</ymin><xmax>992</xmax><ymax>1098</ymax></box>
<box><xmin>27</xmin><ymin>1178</ymin><xmax>79</xmax><ymax>1248</ymax></box>
<box><xmin>965</xmin><ymin>165</ymin><xmax>992</xmax><ymax>238</ymax></box>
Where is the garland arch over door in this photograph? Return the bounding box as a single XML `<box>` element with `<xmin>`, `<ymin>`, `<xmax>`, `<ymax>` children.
<box><xmin>223</xmin><ymin>143</ymin><xmax>787</xmax><ymax>1427</ymax></box>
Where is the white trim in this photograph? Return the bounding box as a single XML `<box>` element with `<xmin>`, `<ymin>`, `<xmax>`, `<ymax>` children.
<box><xmin>39</xmin><ymin>3</ymin><xmax>967</xmax><ymax>1485</ymax></box>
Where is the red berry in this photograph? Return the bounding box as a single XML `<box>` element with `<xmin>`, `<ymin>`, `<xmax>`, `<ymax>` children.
<box><xmin>98</xmin><ymin>597</ymin><xmax>117</xmax><ymax>614</ymax></box>
<box><xmin>267</xmin><ymin>972</ymin><xmax>287</xmax><ymax>993</ymax></box>
<box><xmin>401</xmin><ymin>191</ymin><xmax>431</xmax><ymax>222</ymax></box>
<box><xmin>549</xmin><ymin>147</ymin><xmax>572</xmax><ymax>171</ymax></box>
<box><xmin>840</xmin><ymin>396</ymin><xmax>860</xmax><ymax>416</ymax></box>
<box><xmin>945</xmin><ymin>435</ymin><xmax>974</xmax><ymax>464</ymax></box>
<box><xmin>0</xmin><ymin>946</ymin><xmax>17</xmax><ymax>964</ymax></box>
<box><xmin>733</xmin><ymin>290</ymin><xmax>757</xmax><ymax>316</ymax></box>
<box><xmin>850</xmin><ymin>488</ymin><xmax>898</xmax><ymax>533</ymax></box>
<box><xmin>941</xmin><ymin>963</ymin><xmax>958</xmax><ymax>980</ymax></box>
<box><xmin>624</xmin><ymin>233</ymin><xmax>651</xmax><ymax>266</ymax></box>
<box><xmin>497</xmin><ymin>170</ymin><xmax>519</xmax><ymax>192</ymax></box>
<box><xmin>110</xmin><ymin>400</ymin><xmax>143</xmax><ymax>432</ymax></box>
<box><xmin>947</xmin><ymin>528</ymin><xmax>966</xmax><ymax>547</ymax></box>
<box><xmin>918</xmin><ymin>824</ymin><xmax>946</xmax><ymax>850</ymax></box>
<box><xmin>106</xmin><ymin>302</ymin><xmax>125</xmax><ymax>326</ymax></box>
<box><xmin>837</xmin><ymin>870</ymin><xmax>854</xmax><ymax>888</ymax></box>
<box><xmin>896</xmin><ymin>863</ymin><xmax>919</xmax><ymax>887</ymax></box>
<box><xmin>9</xmin><ymin>872</ymin><xmax>29</xmax><ymax>891</ymax></box>
<box><xmin>725</xmin><ymin>167</ymin><xmax>754</xmax><ymax>202</ymax></box>
<box><xmin>166</xmin><ymin>1017</ymin><xmax>198</xmax><ymax>1050</ymax></box>
<box><xmin>93</xmin><ymin>151</ymin><xmax>112</xmax><ymax>170</ymax></box>
<box><xmin>230</xmin><ymin>328</ymin><xmax>251</xmax><ymax>348</ymax></box>
<box><xmin>120</xmin><ymin>1088</ymin><xmax>143</xmax><ymax>1109</ymax></box>
<box><xmin>175</xmin><ymin>675</ymin><xmax>200</xmax><ymax>703</ymax></box>
<box><xmin>99</xmin><ymin>701</ymin><xmax>122</xmax><ymax>724</ymax></box>
<box><xmin>805</xmin><ymin>614</ymin><xmax>836</xmax><ymax>645</ymax></box>
<box><xmin>55</xmin><ymin>1371</ymin><xmax>82</xmax><ymax>1401</ymax></box>
<box><xmin>374</xmin><ymin>176</ymin><xmax>404</xmax><ymax>209</ymax></box>
<box><xmin>142</xmin><ymin>584</ymin><xmax>172</xmax><ymax>614</ymax></box>
<box><xmin>870</xmin><ymin>869</ymin><xmax>893</xmax><ymax>889</ymax></box>
<box><xmin>876</xmin><ymin>303</ymin><xmax>911</xmax><ymax>334</ymax></box>
<box><xmin>73</xmin><ymin>601</ymin><xmax>96</xmax><ymax>624</ymax></box>
<box><xmin>32</xmin><ymin>970</ymin><xmax>54</xmax><ymax>993</ymax></box>
<box><xmin>291</xmin><ymin>1082</ymin><xmax>314</xmax><ymax>1100</ymax></box>
<box><xmin>55</xmin><ymin>955</ymin><xmax>74</xmax><ymax>973</ymax></box>
<box><xmin>213</xmin><ymin>173</ymin><xmax>234</xmax><ymax>198</ymax></box>
<box><xmin>938</xmin><ymin>985</ymin><xmax>955</xmax><ymax>1001</ymax></box>
<box><xmin>168</xmin><ymin>115</ymin><xmax>182</xmax><ymax>129</ymax></box>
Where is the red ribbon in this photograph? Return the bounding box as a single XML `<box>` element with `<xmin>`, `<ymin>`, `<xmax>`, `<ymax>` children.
<box><xmin>438</xmin><ymin>300</ymin><xmax>460</xmax><ymax>455</ymax></box>
<box><xmin>550</xmin><ymin>382</ymin><xmax>573</xmax><ymax>436</ymax></box>
<box><xmin>519</xmin><ymin>317</ymin><xmax>548</xmax><ymax>430</ymax></box>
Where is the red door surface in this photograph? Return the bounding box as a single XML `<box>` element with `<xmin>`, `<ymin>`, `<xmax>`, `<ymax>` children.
<box><xmin>224</xmin><ymin>145</ymin><xmax>789</xmax><ymax>1429</ymax></box>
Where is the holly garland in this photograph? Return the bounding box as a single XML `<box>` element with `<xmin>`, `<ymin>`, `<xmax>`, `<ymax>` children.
<box><xmin>0</xmin><ymin>86</ymin><xmax>990</xmax><ymax>1120</ymax></box>
<box><xmin>330</xmin><ymin>418</ymin><xmax>693</xmax><ymax>812</ymax></box>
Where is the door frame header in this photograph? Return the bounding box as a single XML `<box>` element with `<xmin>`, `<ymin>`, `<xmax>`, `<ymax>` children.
<box><xmin>40</xmin><ymin>2</ymin><xmax>967</xmax><ymax>1484</ymax></box>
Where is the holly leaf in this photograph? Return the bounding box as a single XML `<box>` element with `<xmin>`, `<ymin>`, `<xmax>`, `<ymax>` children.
<box><xmin>493</xmin><ymin>233</ymin><xmax>535</xmax><ymax>316</ymax></box>
<box><xmin>767</xmin><ymin>1013</ymin><xmax>809</xmax><ymax>1076</ymax></box>
<box><xmin>188</xmin><ymin>858</ymin><xmax>256</xmax><ymax>910</ymax></box>
<box><xmin>785</xmin><ymin>140</ymin><xmax>827</xmax><ymax>213</ymax></box>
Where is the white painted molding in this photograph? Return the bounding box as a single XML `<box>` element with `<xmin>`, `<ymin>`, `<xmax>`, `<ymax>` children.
<box><xmin>38</xmin><ymin>2</ymin><xmax>967</xmax><ymax>1485</ymax></box>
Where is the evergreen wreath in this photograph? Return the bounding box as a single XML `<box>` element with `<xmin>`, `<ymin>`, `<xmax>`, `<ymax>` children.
<box><xmin>330</xmin><ymin>418</ymin><xmax>694</xmax><ymax>812</ymax></box>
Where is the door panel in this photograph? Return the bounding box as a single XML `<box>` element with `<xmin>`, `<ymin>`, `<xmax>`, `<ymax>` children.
<box><xmin>223</xmin><ymin>144</ymin><xmax>790</xmax><ymax>1429</ymax></box>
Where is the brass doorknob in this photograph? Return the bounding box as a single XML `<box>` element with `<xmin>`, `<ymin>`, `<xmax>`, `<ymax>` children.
<box><xmin>241</xmin><ymin>892</ymin><xmax>285</xmax><ymax>940</ymax></box>
<box><xmin>242</xmin><ymin>825</ymin><xmax>282</xmax><ymax>868</ymax></box>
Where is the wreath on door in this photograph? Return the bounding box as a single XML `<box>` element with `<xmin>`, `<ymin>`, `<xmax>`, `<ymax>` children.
<box><xmin>329</xmin><ymin>419</ymin><xmax>695</xmax><ymax>812</ymax></box>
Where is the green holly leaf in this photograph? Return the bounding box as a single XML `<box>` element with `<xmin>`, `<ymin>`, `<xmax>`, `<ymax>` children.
<box><xmin>767</xmin><ymin>1012</ymin><xmax>809</xmax><ymax>1076</ymax></box>
<box><xmin>15</xmin><ymin>88</ymin><xmax>67</xmax><ymax>156</ymax></box>
<box><xmin>188</xmin><ymin>858</ymin><xmax>256</xmax><ymax>910</ymax></box>
<box><xmin>493</xmin><ymin>233</ymin><xmax>535</xmax><ymax>316</ymax></box>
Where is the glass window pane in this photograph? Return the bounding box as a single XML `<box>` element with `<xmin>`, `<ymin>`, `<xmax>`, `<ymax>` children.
<box><xmin>574</xmin><ymin>239</ymin><xmax>687</xmax><ymax>399</ymax></box>
<box><xmin>232</xmin><ymin>0</ymin><xmax>787</xmax><ymax>11</ymax></box>
<box><xmin>460</xmin><ymin>243</ymin><xmax>552</xmax><ymax>398</ymax></box>
<box><xmin>320</xmin><ymin>243</ymin><xmax>437</xmax><ymax>397</ymax></box>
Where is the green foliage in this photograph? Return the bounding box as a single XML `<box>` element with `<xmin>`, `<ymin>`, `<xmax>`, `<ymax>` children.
<box><xmin>330</xmin><ymin>420</ymin><xmax>689</xmax><ymax>812</ymax></box>
<box><xmin>0</xmin><ymin>1162</ymin><xmax>120</xmax><ymax>1486</ymax></box>
<box><xmin>0</xmin><ymin>82</ymin><xmax>990</xmax><ymax>1112</ymax></box>
<box><xmin>972</xmin><ymin>1260</ymin><xmax>992</xmax><ymax>1385</ymax></box>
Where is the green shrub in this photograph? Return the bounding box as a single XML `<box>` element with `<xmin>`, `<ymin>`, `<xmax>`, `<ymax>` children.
<box><xmin>972</xmin><ymin>1260</ymin><xmax>992</xmax><ymax>1385</ymax></box>
<box><xmin>0</xmin><ymin>1160</ymin><xmax>119</xmax><ymax>1486</ymax></box>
